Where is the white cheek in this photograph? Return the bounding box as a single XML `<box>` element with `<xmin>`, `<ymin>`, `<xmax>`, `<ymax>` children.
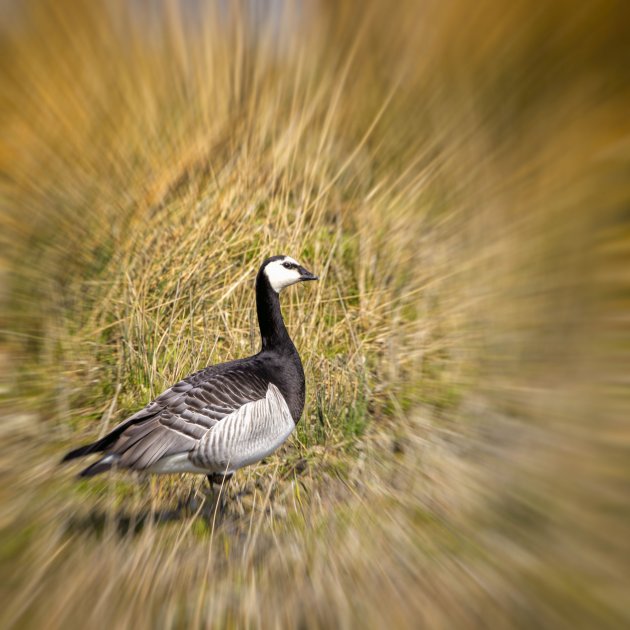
<box><xmin>266</xmin><ymin>264</ymin><xmax>301</xmax><ymax>292</ymax></box>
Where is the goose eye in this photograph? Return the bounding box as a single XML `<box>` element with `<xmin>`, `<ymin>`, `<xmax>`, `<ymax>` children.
<box><xmin>283</xmin><ymin>262</ymin><xmax>294</xmax><ymax>269</ymax></box>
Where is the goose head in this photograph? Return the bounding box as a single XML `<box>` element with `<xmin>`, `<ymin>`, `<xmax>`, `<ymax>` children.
<box><xmin>262</xmin><ymin>255</ymin><xmax>318</xmax><ymax>293</ymax></box>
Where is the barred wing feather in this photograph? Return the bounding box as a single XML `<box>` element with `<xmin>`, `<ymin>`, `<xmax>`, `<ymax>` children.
<box><xmin>189</xmin><ymin>383</ymin><xmax>295</xmax><ymax>474</ymax></box>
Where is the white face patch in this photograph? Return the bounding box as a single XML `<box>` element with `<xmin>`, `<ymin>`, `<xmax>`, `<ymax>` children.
<box><xmin>264</xmin><ymin>256</ymin><xmax>303</xmax><ymax>293</ymax></box>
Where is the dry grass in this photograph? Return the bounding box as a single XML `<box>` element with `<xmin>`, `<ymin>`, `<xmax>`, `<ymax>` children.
<box><xmin>0</xmin><ymin>0</ymin><xmax>629</xmax><ymax>628</ymax></box>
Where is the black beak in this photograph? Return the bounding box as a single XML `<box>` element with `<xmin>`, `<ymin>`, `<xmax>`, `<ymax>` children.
<box><xmin>298</xmin><ymin>266</ymin><xmax>318</xmax><ymax>281</ymax></box>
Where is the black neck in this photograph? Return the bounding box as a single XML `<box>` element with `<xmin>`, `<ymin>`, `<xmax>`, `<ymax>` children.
<box><xmin>256</xmin><ymin>271</ymin><xmax>293</xmax><ymax>352</ymax></box>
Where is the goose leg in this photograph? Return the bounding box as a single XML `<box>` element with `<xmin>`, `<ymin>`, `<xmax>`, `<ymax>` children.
<box><xmin>203</xmin><ymin>473</ymin><xmax>233</xmax><ymax>519</ymax></box>
<box><xmin>207</xmin><ymin>472</ymin><xmax>233</xmax><ymax>486</ymax></box>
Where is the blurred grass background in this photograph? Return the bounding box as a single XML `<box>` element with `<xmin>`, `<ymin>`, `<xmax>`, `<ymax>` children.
<box><xmin>0</xmin><ymin>0</ymin><xmax>629</xmax><ymax>627</ymax></box>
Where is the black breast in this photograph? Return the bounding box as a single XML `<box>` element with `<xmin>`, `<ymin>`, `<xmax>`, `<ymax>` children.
<box><xmin>254</xmin><ymin>349</ymin><xmax>306</xmax><ymax>422</ymax></box>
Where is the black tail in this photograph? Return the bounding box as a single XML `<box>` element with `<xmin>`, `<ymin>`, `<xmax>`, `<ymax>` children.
<box><xmin>61</xmin><ymin>439</ymin><xmax>117</xmax><ymax>477</ymax></box>
<box><xmin>60</xmin><ymin>435</ymin><xmax>111</xmax><ymax>463</ymax></box>
<box><xmin>61</xmin><ymin>409</ymin><xmax>157</xmax><ymax>463</ymax></box>
<box><xmin>78</xmin><ymin>456</ymin><xmax>116</xmax><ymax>477</ymax></box>
<box><xmin>60</xmin><ymin>439</ymin><xmax>115</xmax><ymax>478</ymax></box>
<box><xmin>61</xmin><ymin>409</ymin><xmax>158</xmax><ymax>476</ymax></box>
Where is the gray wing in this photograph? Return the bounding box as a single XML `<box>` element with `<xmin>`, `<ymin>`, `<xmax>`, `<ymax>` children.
<box><xmin>98</xmin><ymin>364</ymin><xmax>270</xmax><ymax>471</ymax></box>
<box><xmin>188</xmin><ymin>383</ymin><xmax>295</xmax><ymax>474</ymax></box>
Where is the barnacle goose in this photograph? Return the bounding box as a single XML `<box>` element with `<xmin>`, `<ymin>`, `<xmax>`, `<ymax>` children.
<box><xmin>62</xmin><ymin>255</ymin><xmax>318</xmax><ymax>483</ymax></box>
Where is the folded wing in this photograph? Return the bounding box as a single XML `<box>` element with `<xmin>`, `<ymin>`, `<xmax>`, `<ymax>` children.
<box><xmin>189</xmin><ymin>383</ymin><xmax>295</xmax><ymax>474</ymax></box>
<box><xmin>67</xmin><ymin>362</ymin><xmax>271</xmax><ymax>476</ymax></box>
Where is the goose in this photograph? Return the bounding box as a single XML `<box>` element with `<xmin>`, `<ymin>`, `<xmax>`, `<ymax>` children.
<box><xmin>62</xmin><ymin>255</ymin><xmax>318</xmax><ymax>487</ymax></box>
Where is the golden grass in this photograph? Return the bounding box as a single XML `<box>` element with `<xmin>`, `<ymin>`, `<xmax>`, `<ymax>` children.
<box><xmin>1</xmin><ymin>0</ymin><xmax>629</xmax><ymax>627</ymax></box>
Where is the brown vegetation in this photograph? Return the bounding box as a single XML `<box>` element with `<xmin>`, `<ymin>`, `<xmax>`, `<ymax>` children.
<box><xmin>0</xmin><ymin>0</ymin><xmax>628</xmax><ymax>627</ymax></box>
